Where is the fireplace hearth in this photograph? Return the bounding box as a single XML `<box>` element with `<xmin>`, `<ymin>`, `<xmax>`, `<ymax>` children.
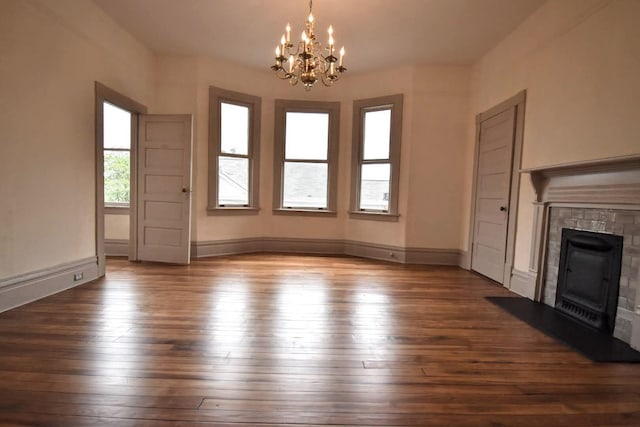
<box><xmin>555</xmin><ymin>228</ymin><xmax>623</xmax><ymax>334</ymax></box>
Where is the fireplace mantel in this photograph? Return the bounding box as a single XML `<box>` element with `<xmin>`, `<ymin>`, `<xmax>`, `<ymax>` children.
<box><xmin>519</xmin><ymin>154</ymin><xmax>640</xmax><ymax>349</ymax></box>
<box><xmin>521</xmin><ymin>154</ymin><xmax>640</xmax><ymax>205</ymax></box>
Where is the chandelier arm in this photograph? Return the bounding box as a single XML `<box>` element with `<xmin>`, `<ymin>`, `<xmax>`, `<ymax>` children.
<box><xmin>320</xmin><ymin>71</ymin><xmax>340</xmax><ymax>87</ymax></box>
<box><xmin>273</xmin><ymin>68</ymin><xmax>292</xmax><ymax>80</ymax></box>
<box><xmin>320</xmin><ymin>74</ymin><xmax>332</xmax><ymax>87</ymax></box>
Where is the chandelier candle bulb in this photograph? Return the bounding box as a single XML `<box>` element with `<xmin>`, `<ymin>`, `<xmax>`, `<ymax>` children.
<box><xmin>339</xmin><ymin>47</ymin><xmax>344</xmax><ymax>66</ymax></box>
<box><xmin>286</xmin><ymin>23</ymin><xmax>291</xmax><ymax>43</ymax></box>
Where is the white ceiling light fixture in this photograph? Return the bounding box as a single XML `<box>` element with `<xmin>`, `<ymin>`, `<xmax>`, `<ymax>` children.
<box><xmin>271</xmin><ymin>0</ymin><xmax>346</xmax><ymax>91</ymax></box>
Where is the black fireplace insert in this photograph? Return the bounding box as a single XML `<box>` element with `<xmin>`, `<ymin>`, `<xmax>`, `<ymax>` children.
<box><xmin>555</xmin><ymin>228</ymin><xmax>623</xmax><ymax>334</ymax></box>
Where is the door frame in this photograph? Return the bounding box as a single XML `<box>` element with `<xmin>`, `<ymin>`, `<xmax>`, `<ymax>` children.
<box><xmin>95</xmin><ymin>82</ymin><xmax>147</xmax><ymax>277</ymax></box>
<box><xmin>467</xmin><ymin>90</ymin><xmax>526</xmax><ymax>286</ymax></box>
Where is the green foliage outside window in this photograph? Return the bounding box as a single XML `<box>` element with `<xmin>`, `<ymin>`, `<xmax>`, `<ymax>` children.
<box><xmin>104</xmin><ymin>151</ymin><xmax>130</xmax><ymax>203</ymax></box>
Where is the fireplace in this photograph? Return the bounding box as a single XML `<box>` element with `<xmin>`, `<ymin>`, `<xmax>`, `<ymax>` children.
<box><xmin>555</xmin><ymin>228</ymin><xmax>623</xmax><ymax>333</ymax></box>
<box><xmin>522</xmin><ymin>155</ymin><xmax>640</xmax><ymax>349</ymax></box>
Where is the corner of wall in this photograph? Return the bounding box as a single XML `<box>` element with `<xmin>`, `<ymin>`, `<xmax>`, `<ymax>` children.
<box><xmin>0</xmin><ymin>257</ymin><xmax>100</xmax><ymax>313</ymax></box>
<box><xmin>509</xmin><ymin>268</ymin><xmax>537</xmax><ymax>300</ymax></box>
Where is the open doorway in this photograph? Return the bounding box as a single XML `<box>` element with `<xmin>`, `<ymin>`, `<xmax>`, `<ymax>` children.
<box><xmin>103</xmin><ymin>102</ymin><xmax>132</xmax><ymax>255</ymax></box>
<box><xmin>95</xmin><ymin>82</ymin><xmax>147</xmax><ymax>277</ymax></box>
<box><xmin>95</xmin><ymin>83</ymin><xmax>193</xmax><ymax>274</ymax></box>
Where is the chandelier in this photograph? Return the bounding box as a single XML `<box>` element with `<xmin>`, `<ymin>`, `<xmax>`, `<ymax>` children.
<box><xmin>271</xmin><ymin>0</ymin><xmax>346</xmax><ymax>91</ymax></box>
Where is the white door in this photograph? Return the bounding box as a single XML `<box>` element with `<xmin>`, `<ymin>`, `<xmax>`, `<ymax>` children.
<box><xmin>137</xmin><ymin>114</ymin><xmax>192</xmax><ymax>264</ymax></box>
<box><xmin>471</xmin><ymin>107</ymin><xmax>516</xmax><ymax>283</ymax></box>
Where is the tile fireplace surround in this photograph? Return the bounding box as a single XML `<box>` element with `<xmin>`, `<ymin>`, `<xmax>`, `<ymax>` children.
<box><xmin>522</xmin><ymin>155</ymin><xmax>640</xmax><ymax>350</ymax></box>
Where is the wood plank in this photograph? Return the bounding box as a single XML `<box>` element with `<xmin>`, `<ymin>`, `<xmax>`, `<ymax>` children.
<box><xmin>0</xmin><ymin>254</ymin><xmax>638</xmax><ymax>425</ymax></box>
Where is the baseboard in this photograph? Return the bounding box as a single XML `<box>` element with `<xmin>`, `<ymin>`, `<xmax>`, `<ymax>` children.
<box><xmin>405</xmin><ymin>247</ymin><xmax>461</xmax><ymax>266</ymax></box>
<box><xmin>343</xmin><ymin>240</ymin><xmax>406</xmax><ymax>263</ymax></box>
<box><xmin>105</xmin><ymin>239</ymin><xmax>129</xmax><ymax>257</ymax></box>
<box><xmin>344</xmin><ymin>241</ymin><xmax>462</xmax><ymax>265</ymax></box>
<box><xmin>0</xmin><ymin>256</ymin><xmax>99</xmax><ymax>313</ymax></box>
<box><xmin>191</xmin><ymin>237</ymin><xmax>465</xmax><ymax>267</ymax></box>
<box><xmin>192</xmin><ymin>237</ymin><xmax>345</xmax><ymax>258</ymax></box>
<box><xmin>458</xmin><ymin>250</ymin><xmax>470</xmax><ymax>270</ymax></box>
<box><xmin>191</xmin><ymin>238</ymin><xmax>263</xmax><ymax>258</ymax></box>
<box><xmin>262</xmin><ymin>237</ymin><xmax>344</xmax><ymax>255</ymax></box>
<box><xmin>509</xmin><ymin>269</ymin><xmax>537</xmax><ymax>299</ymax></box>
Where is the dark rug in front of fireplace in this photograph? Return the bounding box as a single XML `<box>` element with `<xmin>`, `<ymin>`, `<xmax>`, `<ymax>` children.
<box><xmin>486</xmin><ymin>296</ymin><xmax>640</xmax><ymax>363</ymax></box>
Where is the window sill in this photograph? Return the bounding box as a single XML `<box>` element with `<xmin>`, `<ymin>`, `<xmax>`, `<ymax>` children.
<box><xmin>105</xmin><ymin>205</ymin><xmax>130</xmax><ymax>215</ymax></box>
<box><xmin>348</xmin><ymin>211</ymin><xmax>399</xmax><ymax>222</ymax></box>
<box><xmin>207</xmin><ymin>207</ymin><xmax>260</xmax><ymax>216</ymax></box>
<box><xmin>273</xmin><ymin>208</ymin><xmax>337</xmax><ymax>218</ymax></box>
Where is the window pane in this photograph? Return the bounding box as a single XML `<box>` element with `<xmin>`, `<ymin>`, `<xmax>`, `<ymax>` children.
<box><xmin>363</xmin><ymin>109</ymin><xmax>391</xmax><ymax>160</ymax></box>
<box><xmin>283</xmin><ymin>162</ymin><xmax>328</xmax><ymax>208</ymax></box>
<box><xmin>103</xmin><ymin>102</ymin><xmax>131</xmax><ymax>149</ymax></box>
<box><xmin>285</xmin><ymin>112</ymin><xmax>329</xmax><ymax>160</ymax></box>
<box><xmin>220</xmin><ymin>102</ymin><xmax>249</xmax><ymax>155</ymax></box>
<box><xmin>218</xmin><ymin>156</ymin><xmax>249</xmax><ymax>205</ymax></box>
<box><xmin>104</xmin><ymin>150</ymin><xmax>130</xmax><ymax>203</ymax></box>
<box><xmin>359</xmin><ymin>163</ymin><xmax>390</xmax><ymax>211</ymax></box>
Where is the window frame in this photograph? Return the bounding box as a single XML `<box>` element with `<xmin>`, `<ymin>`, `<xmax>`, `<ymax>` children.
<box><xmin>350</xmin><ymin>94</ymin><xmax>403</xmax><ymax>221</ymax></box>
<box><xmin>207</xmin><ymin>86</ymin><xmax>262</xmax><ymax>215</ymax></box>
<box><xmin>273</xmin><ymin>99</ymin><xmax>340</xmax><ymax>216</ymax></box>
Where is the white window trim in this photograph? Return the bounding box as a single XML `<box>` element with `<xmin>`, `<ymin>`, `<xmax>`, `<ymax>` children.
<box><xmin>350</xmin><ymin>94</ymin><xmax>403</xmax><ymax>221</ymax></box>
<box><xmin>104</xmin><ymin>203</ymin><xmax>130</xmax><ymax>215</ymax></box>
<box><xmin>207</xmin><ymin>86</ymin><xmax>261</xmax><ymax>215</ymax></box>
<box><xmin>273</xmin><ymin>99</ymin><xmax>340</xmax><ymax>216</ymax></box>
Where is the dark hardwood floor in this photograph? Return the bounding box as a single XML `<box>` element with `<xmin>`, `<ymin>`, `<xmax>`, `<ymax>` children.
<box><xmin>0</xmin><ymin>254</ymin><xmax>639</xmax><ymax>426</ymax></box>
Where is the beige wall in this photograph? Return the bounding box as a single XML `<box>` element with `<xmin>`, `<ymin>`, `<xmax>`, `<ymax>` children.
<box><xmin>197</xmin><ymin>57</ymin><xmax>344</xmax><ymax>242</ymax></box>
<box><xmin>467</xmin><ymin>0</ymin><xmax>640</xmax><ymax>271</ymax></box>
<box><xmin>0</xmin><ymin>0</ymin><xmax>473</xmax><ymax>280</ymax></box>
<box><xmin>339</xmin><ymin>66</ymin><xmax>413</xmax><ymax>247</ymax></box>
<box><xmin>405</xmin><ymin>65</ymin><xmax>470</xmax><ymax>249</ymax></box>
<box><xmin>105</xmin><ymin>214</ymin><xmax>129</xmax><ymax>241</ymax></box>
<box><xmin>15</xmin><ymin>0</ymin><xmax>623</xmax><ymax>282</ymax></box>
<box><xmin>0</xmin><ymin>0</ymin><xmax>154</xmax><ymax>279</ymax></box>
<box><xmin>150</xmin><ymin>57</ymin><xmax>471</xmax><ymax>250</ymax></box>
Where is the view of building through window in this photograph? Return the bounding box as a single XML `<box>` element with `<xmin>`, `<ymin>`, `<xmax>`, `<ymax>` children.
<box><xmin>283</xmin><ymin>112</ymin><xmax>330</xmax><ymax>208</ymax></box>
<box><xmin>103</xmin><ymin>102</ymin><xmax>131</xmax><ymax>205</ymax></box>
<box><xmin>360</xmin><ymin>109</ymin><xmax>392</xmax><ymax>211</ymax></box>
<box><xmin>218</xmin><ymin>102</ymin><xmax>250</xmax><ymax>205</ymax></box>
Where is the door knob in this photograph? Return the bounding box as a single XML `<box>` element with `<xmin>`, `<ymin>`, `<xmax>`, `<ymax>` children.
<box><xmin>500</xmin><ymin>206</ymin><xmax>507</xmax><ymax>212</ymax></box>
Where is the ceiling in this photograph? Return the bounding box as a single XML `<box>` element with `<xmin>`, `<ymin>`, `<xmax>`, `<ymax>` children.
<box><xmin>93</xmin><ymin>0</ymin><xmax>544</xmax><ymax>72</ymax></box>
